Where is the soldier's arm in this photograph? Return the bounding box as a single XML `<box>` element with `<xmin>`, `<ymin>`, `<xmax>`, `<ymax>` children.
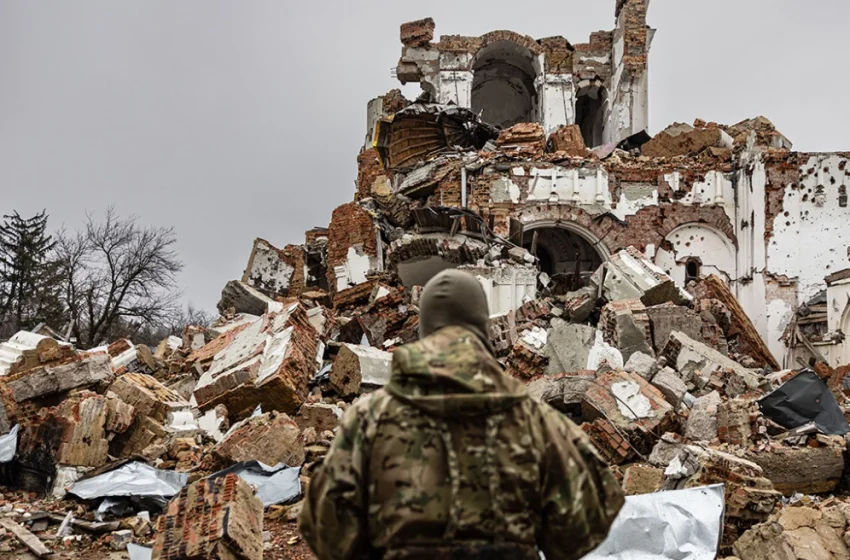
<box><xmin>299</xmin><ymin>396</ymin><xmax>373</xmax><ymax>559</ymax></box>
<box><xmin>536</xmin><ymin>405</ymin><xmax>625</xmax><ymax>560</ymax></box>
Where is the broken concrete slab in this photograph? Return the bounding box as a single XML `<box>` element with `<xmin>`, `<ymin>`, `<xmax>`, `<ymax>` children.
<box><xmin>599</xmin><ymin>300</ymin><xmax>653</xmax><ymax>362</ymax></box>
<box><xmin>217</xmin><ymin>279</ymin><xmax>279</xmax><ymax>316</ymax></box>
<box><xmin>623</xmin><ymin>352</ymin><xmax>658</xmax><ymax>380</ymax></box>
<box><xmin>650</xmin><ymin>367</ymin><xmax>687</xmax><ymax>407</ymax></box>
<box><xmin>545</xmin><ymin>323</ymin><xmax>596</xmax><ymax>375</ymax></box>
<box><xmin>662</xmin><ymin>330</ymin><xmax>761</xmax><ymax>390</ymax></box>
<box><xmin>595</xmin><ymin>246</ymin><xmax>690</xmax><ymax>307</ymax></box>
<box><xmin>331</xmin><ymin>344</ymin><xmax>392</xmax><ymax>396</ymax></box>
<box><xmin>152</xmin><ymin>473</ymin><xmax>264</xmax><ymax>560</ymax></box>
<box><xmin>582</xmin><ymin>370</ymin><xmax>677</xmax><ymax>455</ymax></box>
<box><xmin>213</xmin><ymin>412</ymin><xmax>304</xmax><ymax>468</ymax></box>
<box><xmin>645</xmin><ymin>304</ymin><xmax>704</xmax><ymax>355</ymax></box>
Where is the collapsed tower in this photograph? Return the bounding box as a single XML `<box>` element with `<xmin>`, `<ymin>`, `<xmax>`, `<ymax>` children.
<box><xmin>228</xmin><ymin>0</ymin><xmax>850</xmax><ymax>372</ymax></box>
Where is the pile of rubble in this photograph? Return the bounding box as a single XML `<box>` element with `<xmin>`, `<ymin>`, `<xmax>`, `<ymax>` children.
<box><xmin>2</xmin><ymin>5</ymin><xmax>850</xmax><ymax>557</ymax></box>
<box><xmin>0</xmin><ymin>238</ymin><xmax>848</xmax><ymax>558</ymax></box>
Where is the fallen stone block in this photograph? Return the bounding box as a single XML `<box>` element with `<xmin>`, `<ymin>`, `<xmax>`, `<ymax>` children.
<box><xmin>623</xmin><ymin>352</ymin><xmax>658</xmax><ymax>380</ymax></box>
<box><xmin>110</xmin><ymin>340</ymin><xmax>158</xmax><ymax>375</ymax></box>
<box><xmin>561</xmin><ymin>287</ymin><xmax>597</xmax><ymax>323</ymax></box>
<box><xmin>582</xmin><ymin>370</ymin><xmax>677</xmax><ymax>456</ymax></box>
<box><xmin>734</xmin><ymin>503</ymin><xmax>850</xmax><ymax>560</ymax></box>
<box><xmin>109</xmin><ymin>415</ymin><xmax>167</xmax><ymax>459</ymax></box>
<box><xmin>193</xmin><ymin>303</ymin><xmax>320</xmax><ymax>420</ymax></box>
<box><xmin>7</xmin><ymin>354</ymin><xmax>113</xmax><ymax>403</ymax></box>
<box><xmin>0</xmin><ymin>330</ymin><xmax>77</xmax><ymax>377</ymax></box>
<box><xmin>295</xmin><ymin>402</ymin><xmax>342</xmax><ymax>434</ymax></box>
<box><xmin>213</xmin><ymin>412</ymin><xmax>304</xmax><ymax>467</ymax></box>
<box><xmin>217</xmin><ymin>279</ymin><xmax>279</xmax><ymax>316</ymax></box>
<box><xmin>662</xmin><ymin>331</ymin><xmax>761</xmax><ymax>390</ymax></box>
<box><xmin>242</xmin><ymin>237</ymin><xmax>299</xmax><ymax>298</ymax></box>
<box><xmin>685</xmin><ymin>390</ymin><xmax>722</xmax><ymax>441</ymax></box>
<box><xmin>645</xmin><ymin>304</ymin><xmax>704</xmax><ymax>355</ymax></box>
<box><xmin>332</xmin><ymin>344</ymin><xmax>391</xmax><ymax>396</ymax></box>
<box><xmin>152</xmin><ymin>474</ymin><xmax>264</xmax><ymax>560</ymax></box>
<box><xmin>496</xmin><ymin>122</ymin><xmax>546</xmax><ymax>156</ymax></box>
<box><xmin>545</xmin><ymin>323</ymin><xmax>596</xmax><ymax>375</ymax></box>
<box><xmin>650</xmin><ymin>367</ymin><xmax>687</xmax><ymax>407</ymax></box>
<box><xmin>488</xmin><ymin>311</ymin><xmax>518</xmax><ymax>355</ymax></box>
<box><xmin>17</xmin><ymin>392</ymin><xmax>110</xmax><ymax>492</ymax></box>
<box><xmin>595</xmin><ymin>246</ymin><xmax>689</xmax><ymax>306</ymax></box>
<box><xmin>648</xmin><ymin>433</ymin><xmax>686</xmax><ymax>467</ymax></box>
<box><xmin>104</xmin><ymin>392</ymin><xmax>136</xmax><ymax>434</ymax></box>
<box><xmin>583</xmin><ymin>418</ymin><xmax>635</xmax><ymax>466</ymax></box>
<box><xmin>746</xmin><ymin>437</ymin><xmax>845</xmax><ymax>496</ymax></box>
<box><xmin>505</xmin><ymin>333</ymin><xmax>549</xmax><ymax>380</ymax></box>
<box><xmin>599</xmin><ymin>300</ymin><xmax>653</xmax><ymax>362</ymax></box>
<box><xmin>622</xmin><ymin>463</ymin><xmax>664</xmax><ymax>496</ymax></box>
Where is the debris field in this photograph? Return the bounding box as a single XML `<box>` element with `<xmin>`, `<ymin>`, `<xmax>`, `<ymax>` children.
<box><xmin>1</xmin><ymin>1</ymin><xmax>850</xmax><ymax>559</ymax></box>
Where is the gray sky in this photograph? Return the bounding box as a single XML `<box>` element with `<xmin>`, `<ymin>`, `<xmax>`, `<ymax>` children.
<box><xmin>2</xmin><ymin>0</ymin><xmax>849</xmax><ymax>312</ymax></box>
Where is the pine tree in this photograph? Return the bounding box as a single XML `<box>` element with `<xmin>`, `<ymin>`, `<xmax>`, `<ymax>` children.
<box><xmin>0</xmin><ymin>210</ymin><xmax>61</xmax><ymax>334</ymax></box>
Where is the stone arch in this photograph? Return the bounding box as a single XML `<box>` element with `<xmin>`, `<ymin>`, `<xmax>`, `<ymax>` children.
<box><xmin>521</xmin><ymin>219</ymin><xmax>609</xmax><ymax>292</ymax></box>
<box><xmin>471</xmin><ymin>39</ymin><xmax>541</xmax><ymax>129</ymax></box>
<box><xmin>654</xmin><ymin>223</ymin><xmax>736</xmax><ymax>286</ymax></box>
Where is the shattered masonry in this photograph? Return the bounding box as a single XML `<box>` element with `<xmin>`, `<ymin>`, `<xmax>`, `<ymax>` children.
<box><xmin>0</xmin><ymin>1</ymin><xmax>850</xmax><ymax>558</ymax></box>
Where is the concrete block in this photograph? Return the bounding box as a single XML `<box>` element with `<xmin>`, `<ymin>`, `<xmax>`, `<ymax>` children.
<box><xmin>595</xmin><ymin>247</ymin><xmax>689</xmax><ymax>306</ymax></box>
<box><xmin>332</xmin><ymin>344</ymin><xmax>391</xmax><ymax>396</ymax></box>
<box><xmin>152</xmin><ymin>474</ymin><xmax>264</xmax><ymax>560</ymax></box>
<box><xmin>624</xmin><ymin>352</ymin><xmax>657</xmax><ymax>380</ymax></box>
<box><xmin>662</xmin><ymin>331</ymin><xmax>761</xmax><ymax>390</ymax></box>
<box><xmin>684</xmin><ymin>391</ymin><xmax>721</xmax><ymax>442</ymax></box>
<box><xmin>545</xmin><ymin>323</ymin><xmax>596</xmax><ymax>375</ymax></box>
<box><xmin>213</xmin><ymin>412</ymin><xmax>304</xmax><ymax>468</ymax></box>
<box><xmin>650</xmin><ymin>367</ymin><xmax>687</xmax><ymax>407</ymax></box>
<box><xmin>645</xmin><ymin>304</ymin><xmax>704</xmax><ymax>355</ymax></box>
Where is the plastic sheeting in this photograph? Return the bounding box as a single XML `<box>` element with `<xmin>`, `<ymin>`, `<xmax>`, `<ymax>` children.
<box><xmin>209</xmin><ymin>461</ymin><xmax>301</xmax><ymax>507</ymax></box>
<box><xmin>0</xmin><ymin>425</ymin><xmax>18</xmax><ymax>463</ymax></box>
<box><xmin>759</xmin><ymin>369</ymin><xmax>850</xmax><ymax>435</ymax></box>
<box><xmin>69</xmin><ymin>462</ymin><xmax>188</xmax><ymax>500</ymax></box>
<box><xmin>579</xmin><ymin>484</ymin><xmax>725</xmax><ymax>560</ymax></box>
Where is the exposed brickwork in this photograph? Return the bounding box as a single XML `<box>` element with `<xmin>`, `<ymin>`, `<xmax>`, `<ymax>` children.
<box><xmin>400</xmin><ymin>18</ymin><xmax>435</xmax><ymax>47</ymax></box>
<box><xmin>538</xmin><ymin>37</ymin><xmax>574</xmax><ymax>73</ymax></box>
<box><xmin>356</xmin><ymin>147</ymin><xmax>385</xmax><ymax>202</ymax></box>
<box><xmin>326</xmin><ymin>202</ymin><xmax>379</xmax><ymax>294</ymax></box>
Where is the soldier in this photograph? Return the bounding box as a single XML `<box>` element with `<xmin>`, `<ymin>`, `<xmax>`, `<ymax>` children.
<box><xmin>300</xmin><ymin>269</ymin><xmax>624</xmax><ymax>559</ymax></box>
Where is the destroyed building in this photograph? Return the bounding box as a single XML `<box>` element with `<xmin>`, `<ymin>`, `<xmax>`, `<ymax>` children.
<box><xmin>1</xmin><ymin>1</ymin><xmax>850</xmax><ymax>558</ymax></box>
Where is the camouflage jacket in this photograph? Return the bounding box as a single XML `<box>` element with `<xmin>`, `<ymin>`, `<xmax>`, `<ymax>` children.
<box><xmin>299</xmin><ymin>326</ymin><xmax>624</xmax><ymax>560</ymax></box>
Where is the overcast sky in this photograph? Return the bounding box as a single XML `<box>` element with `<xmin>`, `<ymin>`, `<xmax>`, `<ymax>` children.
<box><xmin>1</xmin><ymin>0</ymin><xmax>849</xmax><ymax>312</ymax></box>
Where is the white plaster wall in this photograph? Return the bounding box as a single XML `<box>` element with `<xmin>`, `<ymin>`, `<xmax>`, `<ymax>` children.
<box><xmin>437</xmin><ymin>70</ymin><xmax>473</xmax><ymax>107</ymax></box>
<box><xmin>734</xmin><ymin>158</ymin><xmax>772</xmax><ymax>355</ymax></box>
<box><xmin>525</xmin><ymin>166</ymin><xmax>611</xmax><ymax>206</ymax></box>
<box><xmin>657</xmin><ymin>224</ymin><xmax>737</xmax><ymax>285</ymax></box>
<box><xmin>538</xmin><ymin>74</ymin><xmax>574</xmax><ymax>135</ymax></box>
<box><xmin>665</xmin><ymin>170</ymin><xmax>735</xmax><ymax>225</ymax></box>
<box><xmin>464</xmin><ymin>265</ymin><xmax>538</xmax><ymax>316</ymax></box>
<box><xmin>334</xmin><ymin>246</ymin><xmax>375</xmax><ymax>291</ymax></box>
<box><xmin>246</xmin><ymin>240</ymin><xmax>295</xmax><ymax>295</ymax></box>
<box><xmin>768</xmin><ymin>155</ymin><xmax>850</xmax><ymax>305</ymax></box>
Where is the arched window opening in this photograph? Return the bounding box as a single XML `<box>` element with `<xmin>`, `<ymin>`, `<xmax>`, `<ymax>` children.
<box><xmin>472</xmin><ymin>41</ymin><xmax>538</xmax><ymax>129</ymax></box>
<box><xmin>575</xmin><ymin>84</ymin><xmax>607</xmax><ymax>148</ymax></box>
<box><xmin>685</xmin><ymin>258</ymin><xmax>701</xmax><ymax>283</ymax></box>
<box><xmin>523</xmin><ymin>226</ymin><xmax>604</xmax><ymax>294</ymax></box>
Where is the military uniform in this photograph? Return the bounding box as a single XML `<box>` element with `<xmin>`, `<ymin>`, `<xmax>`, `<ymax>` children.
<box><xmin>299</xmin><ymin>325</ymin><xmax>624</xmax><ymax>560</ymax></box>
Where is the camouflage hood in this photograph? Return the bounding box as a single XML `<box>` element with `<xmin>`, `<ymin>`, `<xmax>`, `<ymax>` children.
<box><xmin>386</xmin><ymin>325</ymin><xmax>528</xmax><ymax>418</ymax></box>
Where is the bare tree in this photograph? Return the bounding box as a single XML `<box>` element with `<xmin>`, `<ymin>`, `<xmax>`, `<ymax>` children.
<box><xmin>55</xmin><ymin>208</ymin><xmax>183</xmax><ymax>348</ymax></box>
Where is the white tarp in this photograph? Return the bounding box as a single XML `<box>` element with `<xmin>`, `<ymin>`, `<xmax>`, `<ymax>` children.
<box><xmin>0</xmin><ymin>425</ymin><xmax>18</xmax><ymax>463</ymax></box>
<box><xmin>69</xmin><ymin>462</ymin><xmax>188</xmax><ymax>500</ymax></box>
<box><xmin>580</xmin><ymin>484</ymin><xmax>725</xmax><ymax>560</ymax></box>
